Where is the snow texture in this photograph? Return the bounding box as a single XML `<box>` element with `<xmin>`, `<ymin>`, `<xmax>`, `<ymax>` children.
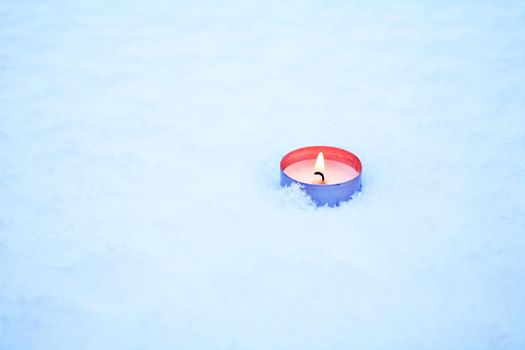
<box><xmin>1</xmin><ymin>1</ymin><xmax>525</xmax><ymax>349</ymax></box>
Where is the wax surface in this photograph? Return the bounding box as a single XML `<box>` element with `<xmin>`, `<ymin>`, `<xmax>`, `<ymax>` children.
<box><xmin>284</xmin><ymin>159</ymin><xmax>359</xmax><ymax>184</ymax></box>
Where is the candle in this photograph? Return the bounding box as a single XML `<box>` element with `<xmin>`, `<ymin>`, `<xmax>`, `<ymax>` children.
<box><xmin>280</xmin><ymin>146</ymin><xmax>362</xmax><ymax>206</ymax></box>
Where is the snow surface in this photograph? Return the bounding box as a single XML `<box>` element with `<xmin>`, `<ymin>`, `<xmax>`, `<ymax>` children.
<box><xmin>1</xmin><ymin>1</ymin><xmax>525</xmax><ymax>349</ymax></box>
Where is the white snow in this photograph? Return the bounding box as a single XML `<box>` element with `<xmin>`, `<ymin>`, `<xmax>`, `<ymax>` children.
<box><xmin>1</xmin><ymin>0</ymin><xmax>525</xmax><ymax>349</ymax></box>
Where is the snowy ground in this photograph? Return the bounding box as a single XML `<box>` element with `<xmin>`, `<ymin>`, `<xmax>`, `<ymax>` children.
<box><xmin>1</xmin><ymin>1</ymin><xmax>525</xmax><ymax>349</ymax></box>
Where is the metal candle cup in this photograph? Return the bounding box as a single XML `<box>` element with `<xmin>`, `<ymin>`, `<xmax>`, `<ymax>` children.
<box><xmin>280</xmin><ymin>146</ymin><xmax>362</xmax><ymax>206</ymax></box>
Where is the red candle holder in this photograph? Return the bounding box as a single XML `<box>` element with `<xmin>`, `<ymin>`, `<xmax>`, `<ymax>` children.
<box><xmin>280</xmin><ymin>146</ymin><xmax>362</xmax><ymax>206</ymax></box>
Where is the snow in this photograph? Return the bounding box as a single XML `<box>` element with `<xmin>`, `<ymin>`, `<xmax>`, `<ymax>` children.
<box><xmin>1</xmin><ymin>0</ymin><xmax>525</xmax><ymax>349</ymax></box>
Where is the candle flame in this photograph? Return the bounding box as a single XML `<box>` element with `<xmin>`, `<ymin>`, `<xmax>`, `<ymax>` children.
<box><xmin>314</xmin><ymin>152</ymin><xmax>325</xmax><ymax>172</ymax></box>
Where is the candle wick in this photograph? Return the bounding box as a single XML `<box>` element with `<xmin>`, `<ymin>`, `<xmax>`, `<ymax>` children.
<box><xmin>314</xmin><ymin>171</ymin><xmax>325</xmax><ymax>182</ymax></box>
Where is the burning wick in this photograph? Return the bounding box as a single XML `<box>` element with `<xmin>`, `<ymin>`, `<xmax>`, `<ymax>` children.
<box><xmin>314</xmin><ymin>151</ymin><xmax>325</xmax><ymax>183</ymax></box>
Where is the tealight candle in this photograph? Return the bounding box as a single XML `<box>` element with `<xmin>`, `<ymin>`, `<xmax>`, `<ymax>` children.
<box><xmin>280</xmin><ymin>146</ymin><xmax>362</xmax><ymax>206</ymax></box>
